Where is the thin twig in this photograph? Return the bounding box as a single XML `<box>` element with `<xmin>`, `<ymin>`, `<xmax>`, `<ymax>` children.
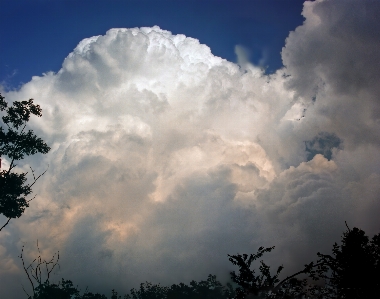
<box><xmin>20</xmin><ymin>240</ymin><xmax>61</xmax><ymax>294</ymax></box>
<box><xmin>28</xmin><ymin>165</ymin><xmax>49</xmax><ymax>189</ymax></box>
<box><xmin>272</xmin><ymin>262</ymin><xmax>325</xmax><ymax>293</ymax></box>
<box><xmin>21</xmin><ymin>284</ymin><xmax>31</xmax><ymax>298</ymax></box>
<box><xmin>345</xmin><ymin>221</ymin><xmax>351</xmax><ymax>232</ymax></box>
<box><xmin>27</xmin><ymin>194</ymin><xmax>37</xmax><ymax>203</ymax></box>
<box><xmin>0</xmin><ymin>217</ymin><xmax>11</xmax><ymax>231</ymax></box>
<box><xmin>20</xmin><ymin>245</ymin><xmax>35</xmax><ymax>293</ymax></box>
<box><xmin>30</xmin><ymin>165</ymin><xmax>37</xmax><ymax>181</ymax></box>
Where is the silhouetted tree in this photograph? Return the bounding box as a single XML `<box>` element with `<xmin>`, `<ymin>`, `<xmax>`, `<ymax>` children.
<box><xmin>125</xmin><ymin>274</ymin><xmax>234</xmax><ymax>299</ymax></box>
<box><xmin>20</xmin><ymin>240</ymin><xmax>61</xmax><ymax>298</ymax></box>
<box><xmin>29</xmin><ymin>279</ymin><xmax>80</xmax><ymax>299</ymax></box>
<box><xmin>168</xmin><ymin>274</ymin><xmax>234</xmax><ymax>299</ymax></box>
<box><xmin>228</xmin><ymin>224</ymin><xmax>380</xmax><ymax>299</ymax></box>
<box><xmin>228</xmin><ymin>246</ymin><xmax>286</xmax><ymax>298</ymax></box>
<box><xmin>28</xmin><ymin>279</ymin><xmax>109</xmax><ymax>299</ymax></box>
<box><xmin>22</xmin><ymin>273</ymin><xmax>233</xmax><ymax>299</ymax></box>
<box><xmin>22</xmin><ymin>222</ymin><xmax>380</xmax><ymax>298</ymax></box>
<box><xmin>305</xmin><ymin>223</ymin><xmax>380</xmax><ymax>298</ymax></box>
<box><xmin>0</xmin><ymin>93</ymin><xmax>50</xmax><ymax>231</ymax></box>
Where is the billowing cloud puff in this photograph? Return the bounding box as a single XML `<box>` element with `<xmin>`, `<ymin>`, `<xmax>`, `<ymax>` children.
<box><xmin>1</xmin><ymin>1</ymin><xmax>380</xmax><ymax>297</ymax></box>
<box><xmin>282</xmin><ymin>0</ymin><xmax>380</xmax><ymax>148</ymax></box>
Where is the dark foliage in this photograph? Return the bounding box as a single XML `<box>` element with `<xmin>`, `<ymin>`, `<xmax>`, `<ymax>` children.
<box><xmin>125</xmin><ymin>274</ymin><xmax>234</xmax><ymax>299</ymax></box>
<box><xmin>24</xmin><ymin>274</ymin><xmax>233</xmax><ymax>299</ymax></box>
<box><xmin>19</xmin><ymin>224</ymin><xmax>380</xmax><ymax>298</ymax></box>
<box><xmin>0</xmin><ymin>93</ymin><xmax>50</xmax><ymax>228</ymax></box>
<box><xmin>228</xmin><ymin>246</ymin><xmax>284</xmax><ymax>298</ymax></box>
<box><xmin>28</xmin><ymin>279</ymin><xmax>80</xmax><ymax>299</ymax></box>
<box><xmin>306</xmin><ymin>224</ymin><xmax>380</xmax><ymax>298</ymax></box>
<box><xmin>0</xmin><ymin>171</ymin><xmax>31</xmax><ymax>218</ymax></box>
<box><xmin>229</xmin><ymin>224</ymin><xmax>380</xmax><ymax>299</ymax></box>
<box><xmin>27</xmin><ymin>279</ymin><xmax>108</xmax><ymax>299</ymax></box>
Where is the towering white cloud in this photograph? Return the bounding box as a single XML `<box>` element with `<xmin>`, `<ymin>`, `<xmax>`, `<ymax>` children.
<box><xmin>1</xmin><ymin>1</ymin><xmax>380</xmax><ymax>297</ymax></box>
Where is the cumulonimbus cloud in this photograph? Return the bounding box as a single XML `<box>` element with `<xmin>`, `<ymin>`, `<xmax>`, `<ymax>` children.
<box><xmin>1</xmin><ymin>0</ymin><xmax>380</xmax><ymax>297</ymax></box>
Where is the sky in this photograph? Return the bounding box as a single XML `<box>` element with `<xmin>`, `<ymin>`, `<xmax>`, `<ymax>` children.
<box><xmin>0</xmin><ymin>0</ymin><xmax>306</xmax><ymax>89</ymax></box>
<box><xmin>1</xmin><ymin>0</ymin><xmax>380</xmax><ymax>298</ymax></box>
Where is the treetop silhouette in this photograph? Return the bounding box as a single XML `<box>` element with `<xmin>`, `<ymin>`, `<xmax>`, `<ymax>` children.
<box><xmin>0</xmin><ymin>93</ymin><xmax>50</xmax><ymax>231</ymax></box>
<box><xmin>18</xmin><ymin>220</ymin><xmax>380</xmax><ymax>298</ymax></box>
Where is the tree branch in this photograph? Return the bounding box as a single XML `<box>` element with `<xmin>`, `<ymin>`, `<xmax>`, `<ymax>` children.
<box><xmin>6</xmin><ymin>122</ymin><xmax>27</xmax><ymax>173</ymax></box>
<box><xmin>272</xmin><ymin>262</ymin><xmax>325</xmax><ymax>293</ymax></box>
<box><xmin>20</xmin><ymin>245</ymin><xmax>35</xmax><ymax>295</ymax></box>
<box><xmin>21</xmin><ymin>284</ymin><xmax>31</xmax><ymax>299</ymax></box>
<box><xmin>0</xmin><ymin>217</ymin><xmax>11</xmax><ymax>231</ymax></box>
<box><xmin>28</xmin><ymin>165</ymin><xmax>49</xmax><ymax>189</ymax></box>
<box><xmin>19</xmin><ymin>240</ymin><xmax>61</xmax><ymax>296</ymax></box>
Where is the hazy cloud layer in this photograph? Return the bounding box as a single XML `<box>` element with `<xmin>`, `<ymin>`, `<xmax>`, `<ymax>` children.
<box><xmin>1</xmin><ymin>1</ymin><xmax>380</xmax><ymax>297</ymax></box>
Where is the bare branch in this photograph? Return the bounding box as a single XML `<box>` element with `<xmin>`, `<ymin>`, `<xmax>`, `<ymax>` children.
<box><xmin>272</xmin><ymin>262</ymin><xmax>325</xmax><ymax>294</ymax></box>
<box><xmin>19</xmin><ymin>240</ymin><xmax>61</xmax><ymax>295</ymax></box>
<box><xmin>28</xmin><ymin>165</ymin><xmax>49</xmax><ymax>189</ymax></box>
<box><xmin>345</xmin><ymin>221</ymin><xmax>351</xmax><ymax>232</ymax></box>
<box><xmin>0</xmin><ymin>217</ymin><xmax>11</xmax><ymax>231</ymax></box>
<box><xmin>21</xmin><ymin>284</ymin><xmax>31</xmax><ymax>298</ymax></box>
<box><xmin>27</xmin><ymin>194</ymin><xmax>37</xmax><ymax>203</ymax></box>
<box><xmin>20</xmin><ymin>245</ymin><xmax>35</xmax><ymax>294</ymax></box>
<box><xmin>29</xmin><ymin>165</ymin><xmax>37</xmax><ymax>181</ymax></box>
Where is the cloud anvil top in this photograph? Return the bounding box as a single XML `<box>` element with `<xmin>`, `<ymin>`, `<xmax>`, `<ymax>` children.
<box><xmin>1</xmin><ymin>0</ymin><xmax>380</xmax><ymax>297</ymax></box>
